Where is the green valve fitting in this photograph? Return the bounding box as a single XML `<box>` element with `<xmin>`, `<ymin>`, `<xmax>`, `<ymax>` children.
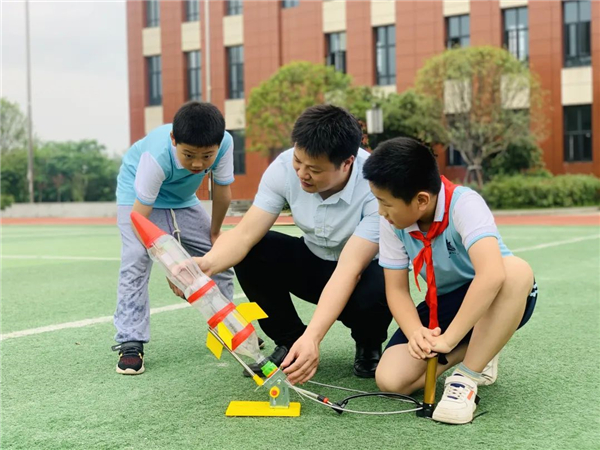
<box><xmin>260</xmin><ymin>361</ymin><xmax>278</xmax><ymax>377</ymax></box>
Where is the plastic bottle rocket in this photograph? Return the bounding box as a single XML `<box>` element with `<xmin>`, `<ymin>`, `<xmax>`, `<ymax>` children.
<box><xmin>130</xmin><ymin>211</ymin><xmax>278</xmax><ymax>383</ymax></box>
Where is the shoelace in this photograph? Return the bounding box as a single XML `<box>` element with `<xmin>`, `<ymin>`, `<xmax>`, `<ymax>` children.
<box><xmin>444</xmin><ymin>382</ymin><xmax>470</xmax><ymax>401</ymax></box>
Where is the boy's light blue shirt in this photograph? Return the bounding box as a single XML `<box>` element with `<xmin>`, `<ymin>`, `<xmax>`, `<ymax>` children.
<box><xmin>116</xmin><ymin>124</ymin><xmax>234</xmax><ymax>209</ymax></box>
<box><xmin>253</xmin><ymin>148</ymin><xmax>379</xmax><ymax>261</ymax></box>
<box><xmin>379</xmin><ymin>186</ymin><xmax>512</xmax><ymax>296</ymax></box>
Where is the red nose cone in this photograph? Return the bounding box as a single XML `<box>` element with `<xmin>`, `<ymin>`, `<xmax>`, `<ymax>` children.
<box><xmin>130</xmin><ymin>211</ymin><xmax>167</xmax><ymax>248</ymax></box>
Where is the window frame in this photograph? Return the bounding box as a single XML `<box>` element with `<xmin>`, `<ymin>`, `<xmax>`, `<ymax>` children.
<box><xmin>325</xmin><ymin>32</ymin><xmax>347</xmax><ymax>74</ymax></box>
<box><xmin>185</xmin><ymin>0</ymin><xmax>200</xmax><ymax>22</ymax></box>
<box><xmin>147</xmin><ymin>56</ymin><xmax>162</xmax><ymax>106</ymax></box>
<box><xmin>226</xmin><ymin>0</ymin><xmax>243</xmax><ymax>16</ymax></box>
<box><xmin>563</xmin><ymin>0</ymin><xmax>591</xmax><ymax>68</ymax></box>
<box><xmin>227</xmin><ymin>46</ymin><xmax>244</xmax><ymax>100</ymax></box>
<box><xmin>564</xmin><ymin>105</ymin><xmax>593</xmax><ymax>162</ymax></box>
<box><xmin>146</xmin><ymin>0</ymin><xmax>160</xmax><ymax>27</ymax></box>
<box><xmin>446</xmin><ymin>14</ymin><xmax>470</xmax><ymax>49</ymax></box>
<box><xmin>503</xmin><ymin>7</ymin><xmax>529</xmax><ymax>63</ymax></box>
<box><xmin>229</xmin><ymin>130</ymin><xmax>246</xmax><ymax>175</ymax></box>
<box><xmin>282</xmin><ymin>0</ymin><xmax>300</xmax><ymax>8</ymax></box>
<box><xmin>374</xmin><ymin>25</ymin><xmax>396</xmax><ymax>86</ymax></box>
<box><xmin>186</xmin><ymin>51</ymin><xmax>202</xmax><ymax>102</ymax></box>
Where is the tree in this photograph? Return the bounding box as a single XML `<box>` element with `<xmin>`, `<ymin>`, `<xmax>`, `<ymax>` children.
<box><xmin>246</xmin><ymin>62</ymin><xmax>361</xmax><ymax>159</ymax></box>
<box><xmin>0</xmin><ymin>98</ymin><xmax>31</xmax><ymax>154</ymax></box>
<box><xmin>414</xmin><ymin>46</ymin><xmax>547</xmax><ymax>187</ymax></box>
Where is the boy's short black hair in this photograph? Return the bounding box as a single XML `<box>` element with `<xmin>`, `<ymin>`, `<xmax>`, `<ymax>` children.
<box><xmin>172</xmin><ymin>101</ymin><xmax>225</xmax><ymax>148</ymax></box>
<box><xmin>291</xmin><ymin>104</ymin><xmax>362</xmax><ymax>167</ymax></box>
<box><xmin>363</xmin><ymin>137</ymin><xmax>442</xmax><ymax>204</ymax></box>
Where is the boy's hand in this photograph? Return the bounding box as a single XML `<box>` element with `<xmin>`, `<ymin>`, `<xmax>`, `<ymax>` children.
<box><xmin>408</xmin><ymin>327</ymin><xmax>438</xmax><ymax>360</ymax></box>
<box><xmin>430</xmin><ymin>328</ymin><xmax>455</xmax><ymax>354</ymax></box>
<box><xmin>280</xmin><ymin>334</ymin><xmax>320</xmax><ymax>385</ymax></box>
<box><xmin>167</xmin><ymin>278</ymin><xmax>185</xmax><ymax>298</ymax></box>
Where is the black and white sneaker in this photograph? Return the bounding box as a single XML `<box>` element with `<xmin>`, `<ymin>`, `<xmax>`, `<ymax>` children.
<box><xmin>112</xmin><ymin>341</ymin><xmax>145</xmax><ymax>375</ymax></box>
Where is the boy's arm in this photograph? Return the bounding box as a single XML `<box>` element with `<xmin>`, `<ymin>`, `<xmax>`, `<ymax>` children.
<box><xmin>195</xmin><ymin>205</ymin><xmax>278</xmax><ymax>276</ymax></box>
<box><xmin>282</xmin><ymin>235</ymin><xmax>378</xmax><ymax>384</ymax></box>
<box><xmin>210</xmin><ymin>183</ymin><xmax>232</xmax><ymax>243</ymax></box>
<box><xmin>433</xmin><ymin>237</ymin><xmax>506</xmax><ymax>353</ymax></box>
<box><xmin>130</xmin><ymin>199</ymin><xmax>154</xmax><ymax>243</ymax></box>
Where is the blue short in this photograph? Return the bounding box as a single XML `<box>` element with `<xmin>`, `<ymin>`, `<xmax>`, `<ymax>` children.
<box><xmin>386</xmin><ymin>279</ymin><xmax>538</xmax><ymax>349</ymax></box>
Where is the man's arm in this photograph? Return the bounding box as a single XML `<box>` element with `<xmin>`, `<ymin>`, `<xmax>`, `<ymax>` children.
<box><xmin>196</xmin><ymin>205</ymin><xmax>278</xmax><ymax>276</ymax></box>
<box><xmin>210</xmin><ymin>183</ymin><xmax>232</xmax><ymax>243</ymax></box>
<box><xmin>432</xmin><ymin>237</ymin><xmax>506</xmax><ymax>353</ymax></box>
<box><xmin>281</xmin><ymin>235</ymin><xmax>378</xmax><ymax>384</ymax></box>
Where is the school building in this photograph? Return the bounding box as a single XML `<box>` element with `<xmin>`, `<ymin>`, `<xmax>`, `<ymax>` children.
<box><xmin>126</xmin><ymin>0</ymin><xmax>600</xmax><ymax>200</ymax></box>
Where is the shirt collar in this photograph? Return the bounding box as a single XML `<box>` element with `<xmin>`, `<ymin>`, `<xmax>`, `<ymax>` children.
<box><xmin>171</xmin><ymin>144</ymin><xmax>183</xmax><ymax>169</ymax></box>
<box><xmin>403</xmin><ymin>183</ymin><xmax>445</xmax><ymax>232</ymax></box>
<box><xmin>318</xmin><ymin>152</ymin><xmax>361</xmax><ymax>205</ymax></box>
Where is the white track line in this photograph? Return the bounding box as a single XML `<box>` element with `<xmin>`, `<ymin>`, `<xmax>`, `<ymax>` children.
<box><xmin>2</xmin><ymin>255</ymin><xmax>120</xmax><ymax>261</ymax></box>
<box><xmin>0</xmin><ymin>293</ymin><xmax>247</xmax><ymax>341</ymax></box>
<box><xmin>2</xmin><ymin>234</ymin><xmax>598</xmax><ymax>341</ymax></box>
<box><xmin>512</xmin><ymin>234</ymin><xmax>599</xmax><ymax>253</ymax></box>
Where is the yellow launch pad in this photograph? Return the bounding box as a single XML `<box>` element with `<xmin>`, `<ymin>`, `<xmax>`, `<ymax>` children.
<box><xmin>225</xmin><ymin>401</ymin><xmax>301</xmax><ymax>417</ymax></box>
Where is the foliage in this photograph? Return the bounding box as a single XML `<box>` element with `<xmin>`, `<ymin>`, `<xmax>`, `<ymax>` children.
<box><xmin>414</xmin><ymin>46</ymin><xmax>548</xmax><ymax>187</ymax></box>
<box><xmin>481</xmin><ymin>174</ymin><xmax>600</xmax><ymax>209</ymax></box>
<box><xmin>1</xmin><ymin>194</ymin><xmax>14</xmax><ymax>210</ymax></box>
<box><xmin>0</xmin><ymin>98</ymin><xmax>34</xmax><ymax>154</ymax></box>
<box><xmin>482</xmin><ymin>136</ymin><xmax>545</xmax><ymax>180</ymax></box>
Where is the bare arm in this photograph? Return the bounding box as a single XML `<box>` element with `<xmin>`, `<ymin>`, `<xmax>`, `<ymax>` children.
<box><xmin>196</xmin><ymin>205</ymin><xmax>278</xmax><ymax>276</ymax></box>
<box><xmin>437</xmin><ymin>237</ymin><xmax>506</xmax><ymax>351</ymax></box>
<box><xmin>210</xmin><ymin>183</ymin><xmax>232</xmax><ymax>242</ymax></box>
<box><xmin>130</xmin><ymin>199</ymin><xmax>153</xmax><ymax>243</ymax></box>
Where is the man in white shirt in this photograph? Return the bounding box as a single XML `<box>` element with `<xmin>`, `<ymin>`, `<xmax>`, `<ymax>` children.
<box><xmin>188</xmin><ymin>105</ymin><xmax>392</xmax><ymax>384</ymax></box>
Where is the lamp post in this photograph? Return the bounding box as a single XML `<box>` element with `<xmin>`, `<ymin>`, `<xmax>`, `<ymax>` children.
<box><xmin>25</xmin><ymin>0</ymin><xmax>35</xmax><ymax>203</ymax></box>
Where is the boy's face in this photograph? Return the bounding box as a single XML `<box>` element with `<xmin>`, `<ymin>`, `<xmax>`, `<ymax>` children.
<box><xmin>292</xmin><ymin>146</ymin><xmax>354</xmax><ymax>195</ymax></box>
<box><xmin>369</xmin><ymin>183</ymin><xmax>431</xmax><ymax>229</ymax></box>
<box><xmin>171</xmin><ymin>132</ymin><xmax>219</xmax><ymax>174</ymax></box>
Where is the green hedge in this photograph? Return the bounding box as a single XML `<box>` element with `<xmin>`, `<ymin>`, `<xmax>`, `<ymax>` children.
<box><xmin>1</xmin><ymin>194</ymin><xmax>14</xmax><ymax>211</ymax></box>
<box><xmin>481</xmin><ymin>174</ymin><xmax>600</xmax><ymax>209</ymax></box>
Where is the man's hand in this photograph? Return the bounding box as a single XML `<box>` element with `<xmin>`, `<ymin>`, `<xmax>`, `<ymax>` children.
<box><xmin>407</xmin><ymin>326</ymin><xmax>439</xmax><ymax>360</ymax></box>
<box><xmin>193</xmin><ymin>256</ymin><xmax>214</xmax><ymax>277</ymax></box>
<box><xmin>280</xmin><ymin>334</ymin><xmax>320</xmax><ymax>385</ymax></box>
<box><xmin>167</xmin><ymin>278</ymin><xmax>185</xmax><ymax>298</ymax></box>
<box><xmin>210</xmin><ymin>231</ymin><xmax>221</xmax><ymax>245</ymax></box>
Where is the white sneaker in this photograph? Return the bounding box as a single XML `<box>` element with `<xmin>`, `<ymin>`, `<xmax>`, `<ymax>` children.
<box><xmin>432</xmin><ymin>375</ymin><xmax>478</xmax><ymax>424</ymax></box>
<box><xmin>479</xmin><ymin>353</ymin><xmax>499</xmax><ymax>386</ymax></box>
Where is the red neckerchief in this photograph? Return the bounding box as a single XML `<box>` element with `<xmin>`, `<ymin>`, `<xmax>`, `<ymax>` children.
<box><xmin>409</xmin><ymin>176</ymin><xmax>458</xmax><ymax>329</ymax></box>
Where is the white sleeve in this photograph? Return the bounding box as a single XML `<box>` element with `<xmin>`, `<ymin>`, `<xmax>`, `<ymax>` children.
<box><xmin>353</xmin><ymin>195</ymin><xmax>380</xmax><ymax>244</ymax></box>
<box><xmin>253</xmin><ymin>158</ymin><xmax>287</xmax><ymax>215</ymax></box>
<box><xmin>378</xmin><ymin>216</ymin><xmax>409</xmax><ymax>269</ymax></box>
<box><xmin>212</xmin><ymin>139</ymin><xmax>235</xmax><ymax>185</ymax></box>
<box><xmin>134</xmin><ymin>152</ymin><xmax>166</xmax><ymax>206</ymax></box>
<box><xmin>452</xmin><ymin>190</ymin><xmax>500</xmax><ymax>250</ymax></box>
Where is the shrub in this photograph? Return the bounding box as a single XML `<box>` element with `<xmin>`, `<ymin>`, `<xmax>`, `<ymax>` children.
<box><xmin>481</xmin><ymin>174</ymin><xmax>600</xmax><ymax>209</ymax></box>
<box><xmin>1</xmin><ymin>194</ymin><xmax>14</xmax><ymax>210</ymax></box>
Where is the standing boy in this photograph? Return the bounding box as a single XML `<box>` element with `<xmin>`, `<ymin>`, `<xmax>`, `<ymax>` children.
<box><xmin>362</xmin><ymin>137</ymin><xmax>538</xmax><ymax>424</ymax></box>
<box><xmin>113</xmin><ymin>101</ymin><xmax>235</xmax><ymax>375</ymax></box>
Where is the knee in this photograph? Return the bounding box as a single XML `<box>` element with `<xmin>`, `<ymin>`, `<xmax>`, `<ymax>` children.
<box><xmin>375</xmin><ymin>366</ymin><xmax>415</xmax><ymax>395</ymax></box>
<box><xmin>502</xmin><ymin>256</ymin><xmax>534</xmax><ymax>292</ymax></box>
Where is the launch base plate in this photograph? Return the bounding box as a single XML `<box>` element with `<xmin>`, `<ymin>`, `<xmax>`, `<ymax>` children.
<box><xmin>225</xmin><ymin>401</ymin><xmax>301</xmax><ymax>417</ymax></box>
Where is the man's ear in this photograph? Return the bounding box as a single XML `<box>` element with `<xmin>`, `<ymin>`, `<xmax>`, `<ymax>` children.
<box><xmin>343</xmin><ymin>155</ymin><xmax>355</xmax><ymax>172</ymax></box>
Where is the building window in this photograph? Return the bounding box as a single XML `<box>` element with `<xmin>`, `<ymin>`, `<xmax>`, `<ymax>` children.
<box><xmin>375</xmin><ymin>25</ymin><xmax>396</xmax><ymax>86</ymax></box>
<box><xmin>227</xmin><ymin>46</ymin><xmax>244</xmax><ymax>99</ymax></box>
<box><xmin>564</xmin><ymin>105</ymin><xmax>592</xmax><ymax>162</ymax></box>
<box><xmin>282</xmin><ymin>0</ymin><xmax>299</xmax><ymax>8</ymax></box>
<box><xmin>564</xmin><ymin>0</ymin><xmax>591</xmax><ymax>67</ymax></box>
<box><xmin>326</xmin><ymin>32</ymin><xmax>346</xmax><ymax>74</ymax></box>
<box><xmin>503</xmin><ymin>7</ymin><xmax>528</xmax><ymax>62</ymax></box>
<box><xmin>446</xmin><ymin>15</ymin><xmax>470</xmax><ymax>49</ymax></box>
<box><xmin>229</xmin><ymin>130</ymin><xmax>246</xmax><ymax>175</ymax></box>
<box><xmin>147</xmin><ymin>56</ymin><xmax>162</xmax><ymax>106</ymax></box>
<box><xmin>226</xmin><ymin>0</ymin><xmax>243</xmax><ymax>16</ymax></box>
<box><xmin>146</xmin><ymin>0</ymin><xmax>160</xmax><ymax>27</ymax></box>
<box><xmin>186</xmin><ymin>51</ymin><xmax>202</xmax><ymax>101</ymax></box>
<box><xmin>447</xmin><ymin>145</ymin><xmax>466</xmax><ymax>167</ymax></box>
<box><xmin>185</xmin><ymin>0</ymin><xmax>200</xmax><ymax>22</ymax></box>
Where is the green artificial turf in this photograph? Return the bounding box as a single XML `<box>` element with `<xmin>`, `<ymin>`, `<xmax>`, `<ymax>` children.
<box><xmin>1</xmin><ymin>225</ymin><xmax>599</xmax><ymax>449</ymax></box>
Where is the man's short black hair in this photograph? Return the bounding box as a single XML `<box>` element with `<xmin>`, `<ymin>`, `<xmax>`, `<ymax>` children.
<box><xmin>363</xmin><ymin>137</ymin><xmax>441</xmax><ymax>204</ymax></box>
<box><xmin>172</xmin><ymin>101</ymin><xmax>225</xmax><ymax>147</ymax></box>
<box><xmin>291</xmin><ymin>104</ymin><xmax>362</xmax><ymax>167</ymax></box>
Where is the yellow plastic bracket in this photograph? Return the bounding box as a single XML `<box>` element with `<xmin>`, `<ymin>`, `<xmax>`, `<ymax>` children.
<box><xmin>206</xmin><ymin>332</ymin><xmax>223</xmax><ymax>359</ymax></box>
<box><xmin>236</xmin><ymin>302</ymin><xmax>268</xmax><ymax>323</ymax></box>
<box><xmin>217</xmin><ymin>323</ymin><xmax>234</xmax><ymax>350</ymax></box>
<box><xmin>225</xmin><ymin>401</ymin><xmax>301</xmax><ymax>417</ymax></box>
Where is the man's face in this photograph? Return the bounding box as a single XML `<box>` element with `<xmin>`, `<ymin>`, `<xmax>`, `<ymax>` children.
<box><xmin>292</xmin><ymin>146</ymin><xmax>353</xmax><ymax>195</ymax></box>
<box><xmin>369</xmin><ymin>183</ymin><xmax>424</xmax><ymax>229</ymax></box>
<box><xmin>171</xmin><ymin>133</ymin><xmax>218</xmax><ymax>174</ymax></box>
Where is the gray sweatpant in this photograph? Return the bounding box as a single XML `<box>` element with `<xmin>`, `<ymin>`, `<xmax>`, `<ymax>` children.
<box><xmin>114</xmin><ymin>204</ymin><xmax>234</xmax><ymax>343</ymax></box>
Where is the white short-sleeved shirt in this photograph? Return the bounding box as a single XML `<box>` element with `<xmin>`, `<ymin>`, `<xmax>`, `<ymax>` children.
<box><xmin>379</xmin><ymin>185</ymin><xmax>512</xmax><ymax>295</ymax></box>
<box><xmin>116</xmin><ymin>124</ymin><xmax>234</xmax><ymax>209</ymax></box>
<box><xmin>253</xmin><ymin>148</ymin><xmax>379</xmax><ymax>261</ymax></box>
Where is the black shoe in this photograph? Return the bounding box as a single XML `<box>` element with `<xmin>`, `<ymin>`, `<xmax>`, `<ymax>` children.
<box><xmin>353</xmin><ymin>342</ymin><xmax>382</xmax><ymax>378</ymax></box>
<box><xmin>243</xmin><ymin>345</ymin><xmax>288</xmax><ymax>377</ymax></box>
<box><xmin>112</xmin><ymin>341</ymin><xmax>145</xmax><ymax>375</ymax></box>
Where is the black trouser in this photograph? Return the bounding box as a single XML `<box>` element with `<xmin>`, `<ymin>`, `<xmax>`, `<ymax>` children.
<box><xmin>235</xmin><ymin>231</ymin><xmax>393</xmax><ymax>349</ymax></box>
